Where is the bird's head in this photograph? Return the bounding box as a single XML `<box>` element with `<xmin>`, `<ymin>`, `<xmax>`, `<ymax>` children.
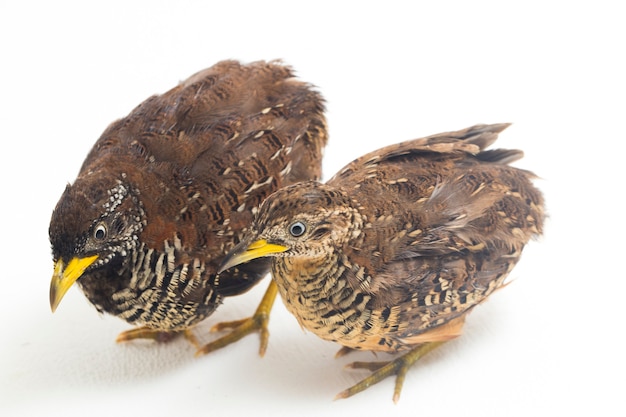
<box><xmin>219</xmin><ymin>181</ymin><xmax>359</xmax><ymax>273</ymax></box>
<box><xmin>49</xmin><ymin>172</ymin><xmax>145</xmax><ymax>312</ymax></box>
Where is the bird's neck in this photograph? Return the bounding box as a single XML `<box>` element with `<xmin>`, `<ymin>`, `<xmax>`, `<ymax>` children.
<box><xmin>272</xmin><ymin>199</ymin><xmax>367</xmax><ymax>327</ymax></box>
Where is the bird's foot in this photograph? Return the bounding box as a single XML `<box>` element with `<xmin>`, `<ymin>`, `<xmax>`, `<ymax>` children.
<box><xmin>336</xmin><ymin>341</ymin><xmax>445</xmax><ymax>403</ymax></box>
<box><xmin>115</xmin><ymin>327</ymin><xmax>185</xmax><ymax>344</ymax></box>
<box><xmin>195</xmin><ymin>281</ymin><xmax>278</xmax><ymax>357</ymax></box>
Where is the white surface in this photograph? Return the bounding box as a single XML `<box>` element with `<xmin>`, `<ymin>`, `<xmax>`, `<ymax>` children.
<box><xmin>1</xmin><ymin>1</ymin><xmax>623</xmax><ymax>416</ymax></box>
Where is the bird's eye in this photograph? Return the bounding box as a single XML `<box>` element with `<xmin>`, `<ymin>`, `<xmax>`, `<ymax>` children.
<box><xmin>289</xmin><ymin>221</ymin><xmax>306</xmax><ymax>237</ymax></box>
<box><xmin>94</xmin><ymin>224</ymin><xmax>107</xmax><ymax>241</ymax></box>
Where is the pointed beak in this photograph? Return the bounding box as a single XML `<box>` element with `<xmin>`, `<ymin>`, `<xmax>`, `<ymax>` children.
<box><xmin>49</xmin><ymin>255</ymin><xmax>98</xmax><ymax>312</ymax></box>
<box><xmin>218</xmin><ymin>239</ymin><xmax>288</xmax><ymax>274</ymax></box>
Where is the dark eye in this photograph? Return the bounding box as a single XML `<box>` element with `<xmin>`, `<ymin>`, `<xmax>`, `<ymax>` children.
<box><xmin>94</xmin><ymin>224</ymin><xmax>107</xmax><ymax>240</ymax></box>
<box><xmin>289</xmin><ymin>221</ymin><xmax>306</xmax><ymax>237</ymax></box>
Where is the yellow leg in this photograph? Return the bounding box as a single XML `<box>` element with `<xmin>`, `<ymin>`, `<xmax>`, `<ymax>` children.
<box><xmin>116</xmin><ymin>326</ymin><xmax>182</xmax><ymax>344</ymax></box>
<box><xmin>336</xmin><ymin>341</ymin><xmax>445</xmax><ymax>403</ymax></box>
<box><xmin>116</xmin><ymin>327</ymin><xmax>200</xmax><ymax>346</ymax></box>
<box><xmin>195</xmin><ymin>281</ymin><xmax>278</xmax><ymax>357</ymax></box>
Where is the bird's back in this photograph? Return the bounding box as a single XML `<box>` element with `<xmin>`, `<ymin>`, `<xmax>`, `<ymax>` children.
<box><xmin>326</xmin><ymin>124</ymin><xmax>544</xmax><ymax>351</ymax></box>
<box><xmin>83</xmin><ymin>59</ymin><xmax>326</xmax><ymax>264</ymax></box>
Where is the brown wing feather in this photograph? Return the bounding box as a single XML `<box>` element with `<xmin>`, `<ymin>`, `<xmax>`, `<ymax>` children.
<box><xmin>332</xmin><ymin>124</ymin><xmax>543</xmax><ymax>347</ymax></box>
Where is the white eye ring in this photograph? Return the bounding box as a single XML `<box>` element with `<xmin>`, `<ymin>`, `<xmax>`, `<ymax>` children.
<box><xmin>289</xmin><ymin>221</ymin><xmax>306</xmax><ymax>237</ymax></box>
<box><xmin>94</xmin><ymin>224</ymin><xmax>107</xmax><ymax>240</ymax></box>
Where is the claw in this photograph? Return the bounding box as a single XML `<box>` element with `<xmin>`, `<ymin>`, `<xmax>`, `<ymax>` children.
<box><xmin>195</xmin><ymin>281</ymin><xmax>278</xmax><ymax>357</ymax></box>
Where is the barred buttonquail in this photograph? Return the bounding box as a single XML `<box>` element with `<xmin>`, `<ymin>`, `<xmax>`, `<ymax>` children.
<box><xmin>218</xmin><ymin>123</ymin><xmax>545</xmax><ymax>402</ymax></box>
<box><xmin>49</xmin><ymin>60</ymin><xmax>328</xmax><ymax>350</ymax></box>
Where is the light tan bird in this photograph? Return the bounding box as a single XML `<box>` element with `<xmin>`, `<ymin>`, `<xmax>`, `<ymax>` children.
<box><xmin>218</xmin><ymin>123</ymin><xmax>545</xmax><ymax>401</ymax></box>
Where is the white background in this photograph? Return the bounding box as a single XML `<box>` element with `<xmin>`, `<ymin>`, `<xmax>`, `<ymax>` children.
<box><xmin>1</xmin><ymin>1</ymin><xmax>623</xmax><ymax>416</ymax></box>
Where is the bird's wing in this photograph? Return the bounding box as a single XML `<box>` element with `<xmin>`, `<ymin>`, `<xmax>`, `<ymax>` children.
<box><xmin>329</xmin><ymin>123</ymin><xmax>519</xmax><ymax>184</ymax></box>
<box><xmin>337</xmin><ymin>123</ymin><xmax>543</xmax><ymax>321</ymax></box>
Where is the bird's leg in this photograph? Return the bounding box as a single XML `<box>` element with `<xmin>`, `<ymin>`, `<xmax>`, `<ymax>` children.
<box><xmin>195</xmin><ymin>281</ymin><xmax>278</xmax><ymax>357</ymax></box>
<box><xmin>336</xmin><ymin>341</ymin><xmax>445</xmax><ymax>403</ymax></box>
<box><xmin>116</xmin><ymin>327</ymin><xmax>183</xmax><ymax>344</ymax></box>
<box><xmin>335</xmin><ymin>346</ymin><xmax>357</xmax><ymax>358</ymax></box>
<box><xmin>335</xmin><ymin>346</ymin><xmax>379</xmax><ymax>359</ymax></box>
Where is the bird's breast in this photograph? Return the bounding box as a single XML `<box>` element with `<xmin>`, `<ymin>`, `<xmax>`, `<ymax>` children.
<box><xmin>272</xmin><ymin>257</ymin><xmax>383</xmax><ymax>349</ymax></box>
<box><xmin>80</xmin><ymin>243</ymin><xmax>221</xmax><ymax>331</ymax></box>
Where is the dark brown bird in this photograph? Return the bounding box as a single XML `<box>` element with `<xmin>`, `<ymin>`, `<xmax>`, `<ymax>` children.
<box><xmin>218</xmin><ymin>123</ymin><xmax>545</xmax><ymax>402</ymax></box>
<box><xmin>49</xmin><ymin>60</ymin><xmax>328</xmax><ymax>349</ymax></box>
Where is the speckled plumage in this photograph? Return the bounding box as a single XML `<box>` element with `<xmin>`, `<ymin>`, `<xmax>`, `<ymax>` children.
<box><xmin>219</xmin><ymin>123</ymin><xmax>544</xmax><ymax>401</ymax></box>
<box><xmin>49</xmin><ymin>60</ymin><xmax>327</xmax><ymax>342</ymax></box>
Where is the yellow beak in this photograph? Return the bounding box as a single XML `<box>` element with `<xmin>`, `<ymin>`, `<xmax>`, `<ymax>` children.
<box><xmin>218</xmin><ymin>239</ymin><xmax>287</xmax><ymax>274</ymax></box>
<box><xmin>49</xmin><ymin>255</ymin><xmax>98</xmax><ymax>312</ymax></box>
